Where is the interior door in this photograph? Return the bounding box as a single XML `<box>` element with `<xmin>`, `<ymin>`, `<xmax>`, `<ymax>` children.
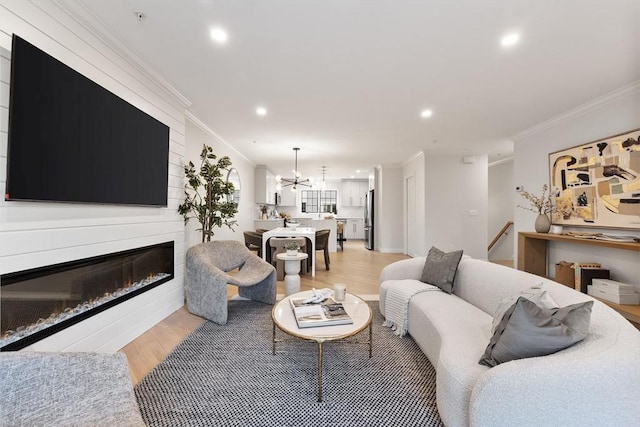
<box><xmin>406</xmin><ymin>175</ymin><xmax>416</xmax><ymax>256</ymax></box>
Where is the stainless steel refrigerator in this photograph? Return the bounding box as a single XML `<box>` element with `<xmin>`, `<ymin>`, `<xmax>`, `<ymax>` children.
<box><xmin>364</xmin><ymin>189</ymin><xmax>374</xmax><ymax>250</ymax></box>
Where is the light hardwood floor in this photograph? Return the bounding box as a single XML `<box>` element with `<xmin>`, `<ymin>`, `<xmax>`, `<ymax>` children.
<box><xmin>119</xmin><ymin>240</ymin><xmax>409</xmax><ymax>384</ymax></box>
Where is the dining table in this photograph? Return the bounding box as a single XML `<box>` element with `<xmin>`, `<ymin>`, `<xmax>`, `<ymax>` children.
<box><xmin>262</xmin><ymin>227</ymin><xmax>317</xmax><ymax>277</ymax></box>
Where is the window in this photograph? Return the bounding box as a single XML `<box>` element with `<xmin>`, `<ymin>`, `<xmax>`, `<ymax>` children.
<box><xmin>301</xmin><ymin>190</ymin><xmax>318</xmax><ymax>213</ymax></box>
<box><xmin>321</xmin><ymin>190</ymin><xmax>337</xmax><ymax>214</ymax></box>
<box><xmin>301</xmin><ymin>190</ymin><xmax>337</xmax><ymax>213</ymax></box>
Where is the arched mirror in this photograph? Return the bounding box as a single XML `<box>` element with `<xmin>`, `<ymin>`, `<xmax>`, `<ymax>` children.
<box><xmin>226</xmin><ymin>168</ymin><xmax>241</xmax><ymax>205</ymax></box>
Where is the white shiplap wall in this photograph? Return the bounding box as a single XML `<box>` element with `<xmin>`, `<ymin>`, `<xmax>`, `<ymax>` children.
<box><xmin>0</xmin><ymin>1</ymin><xmax>189</xmax><ymax>352</ymax></box>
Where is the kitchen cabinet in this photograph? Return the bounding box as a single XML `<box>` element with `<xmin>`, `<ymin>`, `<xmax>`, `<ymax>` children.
<box><xmin>255</xmin><ymin>165</ymin><xmax>276</xmax><ymax>205</ymax></box>
<box><xmin>341</xmin><ymin>180</ymin><xmax>368</xmax><ymax>207</ymax></box>
<box><xmin>345</xmin><ymin>218</ymin><xmax>364</xmax><ymax>240</ymax></box>
<box><xmin>290</xmin><ymin>218</ymin><xmax>310</xmax><ymax>227</ymax></box>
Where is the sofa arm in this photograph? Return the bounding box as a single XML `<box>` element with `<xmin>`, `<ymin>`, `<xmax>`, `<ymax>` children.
<box><xmin>379</xmin><ymin>257</ymin><xmax>426</xmax><ymax>283</ymax></box>
<box><xmin>0</xmin><ymin>352</ymin><xmax>145</xmax><ymax>427</ymax></box>
<box><xmin>469</xmin><ymin>337</ymin><xmax>640</xmax><ymax>427</ymax></box>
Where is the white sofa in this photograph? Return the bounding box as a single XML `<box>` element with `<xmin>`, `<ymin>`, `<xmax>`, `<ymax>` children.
<box><xmin>379</xmin><ymin>256</ymin><xmax>640</xmax><ymax>427</ymax></box>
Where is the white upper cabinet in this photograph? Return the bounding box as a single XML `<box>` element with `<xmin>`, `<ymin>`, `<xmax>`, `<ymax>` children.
<box><xmin>341</xmin><ymin>179</ymin><xmax>368</xmax><ymax>207</ymax></box>
<box><xmin>255</xmin><ymin>165</ymin><xmax>276</xmax><ymax>205</ymax></box>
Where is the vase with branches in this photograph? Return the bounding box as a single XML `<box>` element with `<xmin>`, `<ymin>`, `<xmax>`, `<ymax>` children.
<box><xmin>517</xmin><ymin>184</ymin><xmax>554</xmax><ymax>233</ymax></box>
<box><xmin>178</xmin><ymin>144</ymin><xmax>238</xmax><ymax>242</ymax></box>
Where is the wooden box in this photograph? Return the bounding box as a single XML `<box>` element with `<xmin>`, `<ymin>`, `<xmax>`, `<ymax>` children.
<box><xmin>554</xmin><ymin>261</ymin><xmax>575</xmax><ymax>288</ymax></box>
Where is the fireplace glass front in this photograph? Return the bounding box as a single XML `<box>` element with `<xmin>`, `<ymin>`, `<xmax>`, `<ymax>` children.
<box><xmin>1</xmin><ymin>241</ymin><xmax>174</xmax><ymax>351</ymax></box>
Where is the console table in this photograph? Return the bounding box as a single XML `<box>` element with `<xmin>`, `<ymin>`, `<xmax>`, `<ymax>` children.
<box><xmin>517</xmin><ymin>232</ymin><xmax>640</xmax><ymax>325</ymax></box>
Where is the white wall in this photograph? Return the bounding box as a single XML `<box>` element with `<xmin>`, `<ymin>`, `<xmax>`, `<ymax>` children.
<box><xmin>0</xmin><ymin>1</ymin><xmax>188</xmax><ymax>352</ymax></box>
<box><xmin>513</xmin><ymin>83</ymin><xmax>640</xmax><ymax>284</ymax></box>
<box><xmin>425</xmin><ymin>155</ymin><xmax>489</xmax><ymax>259</ymax></box>
<box><xmin>375</xmin><ymin>164</ymin><xmax>404</xmax><ymax>253</ymax></box>
<box><xmin>488</xmin><ymin>159</ymin><xmax>514</xmax><ymax>261</ymax></box>
<box><xmin>183</xmin><ymin>115</ymin><xmax>256</xmax><ymax>250</ymax></box>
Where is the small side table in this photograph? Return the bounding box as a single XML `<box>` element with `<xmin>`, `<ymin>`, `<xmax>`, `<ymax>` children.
<box><xmin>276</xmin><ymin>252</ymin><xmax>309</xmax><ymax>296</ymax></box>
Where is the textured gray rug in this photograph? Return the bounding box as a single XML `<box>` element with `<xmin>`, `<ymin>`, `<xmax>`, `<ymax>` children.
<box><xmin>134</xmin><ymin>300</ymin><xmax>443</xmax><ymax>427</ymax></box>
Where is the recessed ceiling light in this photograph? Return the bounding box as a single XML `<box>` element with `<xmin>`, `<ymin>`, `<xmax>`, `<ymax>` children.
<box><xmin>256</xmin><ymin>107</ymin><xmax>267</xmax><ymax>116</ymax></box>
<box><xmin>420</xmin><ymin>109</ymin><xmax>433</xmax><ymax>118</ymax></box>
<box><xmin>356</xmin><ymin>170</ymin><xmax>361</xmax><ymax>173</ymax></box>
<box><xmin>501</xmin><ymin>33</ymin><xmax>520</xmax><ymax>47</ymax></box>
<box><xmin>210</xmin><ymin>27</ymin><xmax>228</xmax><ymax>44</ymax></box>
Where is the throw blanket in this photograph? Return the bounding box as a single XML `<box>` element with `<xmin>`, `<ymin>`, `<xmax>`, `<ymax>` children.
<box><xmin>382</xmin><ymin>280</ymin><xmax>439</xmax><ymax>336</ymax></box>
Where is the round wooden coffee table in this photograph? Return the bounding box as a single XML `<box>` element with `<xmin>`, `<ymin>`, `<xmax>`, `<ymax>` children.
<box><xmin>271</xmin><ymin>290</ymin><xmax>372</xmax><ymax>401</ymax></box>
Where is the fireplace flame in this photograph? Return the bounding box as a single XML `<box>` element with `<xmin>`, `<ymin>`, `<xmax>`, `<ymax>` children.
<box><xmin>1</xmin><ymin>272</ymin><xmax>170</xmax><ymax>347</ymax></box>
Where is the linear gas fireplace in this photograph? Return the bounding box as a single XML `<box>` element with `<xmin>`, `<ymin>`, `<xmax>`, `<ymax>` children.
<box><xmin>1</xmin><ymin>241</ymin><xmax>174</xmax><ymax>351</ymax></box>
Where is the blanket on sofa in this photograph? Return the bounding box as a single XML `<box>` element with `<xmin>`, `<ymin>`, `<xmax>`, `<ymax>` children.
<box><xmin>382</xmin><ymin>279</ymin><xmax>439</xmax><ymax>336</ymax></box>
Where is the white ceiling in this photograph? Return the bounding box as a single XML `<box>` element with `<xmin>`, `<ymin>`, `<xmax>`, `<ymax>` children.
<box><xmin>72</xmin><ymin>0</ymin><xmax>640</xmax><ymax>180</ymax></box>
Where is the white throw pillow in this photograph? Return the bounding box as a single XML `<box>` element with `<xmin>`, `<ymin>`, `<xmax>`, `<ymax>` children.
<box><xmin>491</xmin><ymin>283</ymin><xmax>558</xmax><ymax>333</ymax></box>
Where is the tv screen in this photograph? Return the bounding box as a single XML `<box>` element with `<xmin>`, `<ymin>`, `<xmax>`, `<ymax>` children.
<box><xmin>6</xmin><ymin>35</ymin><xmax>170</xmax><ymax>207</ymax></box>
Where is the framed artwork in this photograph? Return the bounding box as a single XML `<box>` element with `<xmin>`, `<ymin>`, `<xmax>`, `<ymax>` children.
<box><xmin>548</xmin><ymin>129</ymin><xmax>640</xmax><ymax>230</ymax></box>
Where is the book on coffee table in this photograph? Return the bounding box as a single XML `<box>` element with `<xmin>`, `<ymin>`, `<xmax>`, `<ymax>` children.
<box><xmin>290</xmin><ymin>297</ymin><xmax>353</xmax><ymax>328</ymax></box>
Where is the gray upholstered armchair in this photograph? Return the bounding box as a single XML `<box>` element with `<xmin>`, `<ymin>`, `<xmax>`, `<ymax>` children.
<box><xmin>186</xmin><ymin>240</ymin><xmax>277</xmax><ymax>325</ymax></box>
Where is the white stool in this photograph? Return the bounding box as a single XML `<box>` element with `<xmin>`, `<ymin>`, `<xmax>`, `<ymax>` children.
<box><xmin>276</xmin><ymin>252</ymin><xmax>309</xmax><ymax>296</ymax></box>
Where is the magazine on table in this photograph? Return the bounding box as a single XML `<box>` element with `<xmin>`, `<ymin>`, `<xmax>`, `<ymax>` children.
<box><xmin>290</xmin><ymin>296</ymin><xmax>353</xmax><ymax>328</ymax></box>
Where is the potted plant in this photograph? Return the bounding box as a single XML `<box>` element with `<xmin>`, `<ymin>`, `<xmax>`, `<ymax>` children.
<box><xmin>178</xmin><ymin>144</ymin><xmax>238</xmax><ymax>242</ymax></box>
<box><xmin>284</xmin><ymin>241</ymin><xmax>300</xmax><ymax>256</ymax></box>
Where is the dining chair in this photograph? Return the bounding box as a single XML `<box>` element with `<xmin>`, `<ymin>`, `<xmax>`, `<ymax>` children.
<box><xmin>268</xmin><ymin>236</ymin><xmax>307</xmax><ymax>280</ymax></box>
<box><xmin>313</xmin><ymin>229</ymin><xmax>331</xmax><ymax>270</ymax></box>
<box><xmin>243</xmin><ymin>231</ymin><xmax>263</xmax><ymax>257</ymax></box>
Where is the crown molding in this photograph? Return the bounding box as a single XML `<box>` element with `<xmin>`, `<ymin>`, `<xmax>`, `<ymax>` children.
<box><xmin>510</xmin><ymin>81</ymin><xmax>640</xmax><ymax>142</ymax></box>
<box><xmin>488</xmin><ymin>156</ymin><xmax>514</xmax><ymax>167</ymax></box>
<box><xmin>53</xmin><ymin>0</ymin><xmax>191</xmax><ymax>109</ymax></box>
<box><xmin>185</xmin><ymin>111</ymin><xmax>254</xmax><ymax>165</ymax></box>
<box><xmin>402</xmin><ymin>150</ymin><xmax>426</xmax><ymax>167</ymax></box>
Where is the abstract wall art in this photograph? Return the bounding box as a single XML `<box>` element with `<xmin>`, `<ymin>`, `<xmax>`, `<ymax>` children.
<box><xmin>548</xmin><ymin>129</ymin><xmax>640</xmax><ymax>230</ymax></box>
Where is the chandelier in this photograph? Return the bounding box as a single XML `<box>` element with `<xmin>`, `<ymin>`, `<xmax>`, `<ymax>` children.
<box><xmin>275</xmin><ymin>148</ymin><xmax>313</xmax><ymax>191</ymax></box>
<box><xmin>319</xmin><ymin>166</ymin><xmax>327</xmax><ymax>191</ymax></box>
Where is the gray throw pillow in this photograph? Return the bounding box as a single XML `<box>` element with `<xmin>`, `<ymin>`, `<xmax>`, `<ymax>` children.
<box><xmin>419</xmin><ymin>246</ymin><xmax>464</xmax><ymax>294</ymax></box>
<box><xmin>479</xmin><ymin>297</ymin><xmax>593</xmax><ymax>367</ymax></box>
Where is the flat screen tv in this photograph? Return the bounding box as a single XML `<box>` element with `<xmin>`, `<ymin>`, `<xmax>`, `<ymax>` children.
<box><xmin>6</xmin><ymin>35</ymin><xmax>170</xmax><ymax>206</ymax></box>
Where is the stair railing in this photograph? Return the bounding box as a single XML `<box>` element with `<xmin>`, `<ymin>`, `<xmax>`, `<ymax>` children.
<box><xmin>488</xmin><ymin>221</ymin><xmax>514</xmax><ymax>252</ymax></box>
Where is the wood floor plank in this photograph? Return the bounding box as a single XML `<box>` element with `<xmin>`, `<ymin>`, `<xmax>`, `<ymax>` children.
<box><xmin>120</xmin><ymin>240</ymin><xmax>408</xmax><ymax>384</ymax></box>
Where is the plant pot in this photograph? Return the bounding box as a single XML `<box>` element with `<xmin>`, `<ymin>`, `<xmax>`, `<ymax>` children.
<box><xmin>535</xmin><ymin>214</ymin><xmax>551</xmax><ymax>233</ymax></box>
<box><xmin>286</xmin><ymin>250</ymin><xmax>298</xmax><ymax>256</ymax></box>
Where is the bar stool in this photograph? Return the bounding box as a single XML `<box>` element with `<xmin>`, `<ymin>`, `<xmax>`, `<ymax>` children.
<box><xmin>336</xmin><ymin>221</ymin><xmax>345</xmax><ymax>251</ymax></box>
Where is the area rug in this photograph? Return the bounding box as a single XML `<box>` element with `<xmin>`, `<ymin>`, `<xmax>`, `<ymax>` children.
<box><xmin>134</xmin><ymin>301</ymin><xmax>443</xmax><ymax>427</ymax></box>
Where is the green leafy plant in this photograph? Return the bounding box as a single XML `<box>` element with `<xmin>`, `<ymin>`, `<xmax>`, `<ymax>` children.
<box><xmin>178</xmin><ymin>144</ymin><xmax>238</xmax><ymax>242</ymax></box>
<box><xmin>284</xmin><ymin>241</ymin><xmax>300</xmax><ymax>251</ymax></box>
